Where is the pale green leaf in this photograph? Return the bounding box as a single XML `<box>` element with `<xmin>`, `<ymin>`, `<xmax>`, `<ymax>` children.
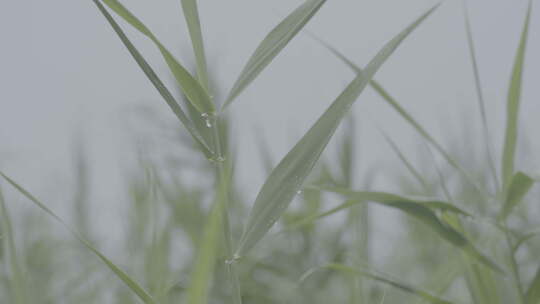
<box><xmin>223</xmin><ymin>0</ymin><xmax>327</xmax><ymax>108</ymax></box>
<box><xmin>234</xmin><ymin>5</ymin><xmax>439</xmax><ymax>257</ymax></box>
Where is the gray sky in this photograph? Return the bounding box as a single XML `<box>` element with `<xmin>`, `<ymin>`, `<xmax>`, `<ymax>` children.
<box><xmin>1</xmin><ymin>0</ymin><xmax>538</xmax><ymax>227</ymax></box>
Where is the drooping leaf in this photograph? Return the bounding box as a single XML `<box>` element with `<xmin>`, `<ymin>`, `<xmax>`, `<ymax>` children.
<box><xmin>93</xmin><ymin>0</ymin><xmax>214</xmax><ymax>157</ymax></box>
<box><xmin>499</xmin><ymin>171</ymin><xmax>534</xmax><ymax>220</ymax></box>
<box><xmin>223</xmin><ymin>0</ymin><xmax>327</xmax><ymax>108</ymax></box>
<box><xmin>317</xmin><ymin>187</ymin><xmax>503</xmax><ymax>273</ymax></box>
<box><xmin>526</xmin><ymin>266</ymin><xmax>540</xmax><ymax>304</ymax></box>
<box><xmin>101</xmin><ymin>0</ymin><xmax>215</xmax><ymax>114</ymax></box>
<box><xmin>180</xmin><ymin>0</ymin><xmax>210</xmax><ymax>92</ymax></box>
<box><xmin>0</xmin><ymin>171</ymin><xmax>157</xmax><ymax>304</ymax></box>
<box><xmin>234</xmin><ymin>5</ymin><xmax>439</xmax><ymax>257</ymax></box>
<box><xmin>502</xmin><ymin>0</ymin><xmax>532</xmax><ymax>188</ymax></box>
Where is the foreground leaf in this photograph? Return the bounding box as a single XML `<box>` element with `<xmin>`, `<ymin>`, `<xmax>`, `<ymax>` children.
<box><xmin>502</xmin><ymin>0</ymin><xmax>532</xmax><ymax>188</ymax></box>
<box><xmin>93</xmin><ymin>0</ymin><xmax>214</xmax><ymax>157</ymax></box>
<box><xmin>0</xmin><ymin>171</ymin><xmax>157</xmax><ymax>304</ymax></box>
<box><xmin>223</xmin><ymin>0</ymin><xmax>327</xmax><ymax>108</ymax></box>
<box><xmin>101</xmin><ymin>0</ymin><xmax>214</xmax><ymax>114</ymax></box>
<box><xmin>234</xmin><ymin>5</ymin><xmax>439</xmax><ymax>257</ymax></box>
<box><xmin>499</xmin><ymin>171</ymin><xmax>534</xmax><ymax>220</ymax></box>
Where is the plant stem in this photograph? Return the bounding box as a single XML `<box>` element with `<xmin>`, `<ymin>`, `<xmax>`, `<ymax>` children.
<box><xmin>209</xmin><ymin>114</ymin><xmax>242</xmax><ymax>304</ymax></box>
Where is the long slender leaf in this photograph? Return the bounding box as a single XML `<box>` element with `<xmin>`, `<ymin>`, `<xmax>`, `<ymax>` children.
<box><xmin>223</xmin><ymin>0</ymin><xmax>327</xmax><ymax>108</ymax></box>
<box><xmin>93</xmin><ymin>0</ymin><xmax>214</xmax><ymax>157</ymax></box>
<box><xmin>180</xmin><ymin>0</ymin><xmax>210</xmax><ymax>91</ymax></box>
<box><xmin>234</xmin><ymin>5</ymin><xmax>439</xmax><ymax>257</ymax></box>
<box><xmin>526</xmin><ymin>266</ymin><xmax>540</xmax><ymax>304</ymax></box>
<box><xmin>317</xmin><ymin>186</ymin><xmax>503</xmax><ymax>273</ymax></box>
<box><xmin>499</xmin><ymin>171</ymin><xmax>534</xmax><ymax>220</ymax></box>
<box><xmin>101</xmin><ymin>0</ymin><xmax>214</xmax><ymax>114</ymax></box>
<box><xmin>502</xmin><ymin>0</ymin><xmax>532</xmax><ymax>189</ymax></box>
<box><xmin>0</xmin><ymin>171</ymin><xmax>157</xmax><ymax>304</ymax></box>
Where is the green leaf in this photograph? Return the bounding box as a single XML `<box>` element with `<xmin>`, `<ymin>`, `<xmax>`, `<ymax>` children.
<box><xmin>317</xmin><ymin>187</ymin><xmax>503</xmax><ymax>273</ymax></box>
<box><xmin>309</xmin><ymin>32</ymin><xmax>488</xmax><ymax>196</ymax></box>
<box><xmin>102</xmin><ymin>0</ymin><xmax>215</xmax><ymax>114</ymax></box>
<box><xmin>499</xmin><ymin>171</ymin><xmax>534</xmax><ymax>220</ymax></box>
<box><xmin>502</xmin><ymin>0</ymin><xmax>532</xmax><ymax>189</ymax></box>
<box><xmin>234</xmin><ymin>5</ymin><xmax>439</xmax><ymax>257</ymax></box>
<box><xmin>0</xmin><ymin>171</ymin><xmax>157</xmax><ymax>304</ymax></box>
<box><xmin>303</xmin><ymin>263</ymin><xmax>456</xmax><ymax>304</ymax></box>
<box><xmin>93</xmin><ymin>0</ymin><xmax>214</xmax><ymax>157</ymax></box>
<box><xmin>223</xmin><ymin>0</ymin><xmax>327</xmax><ymax>108</ymax></box>
<box><xmin>0</xmin><ymin>187</ymin><xmax>26</xmax><ymax>304</ymax></box>
<box><xmin>180</xmin><ymin>0</ymin><xmax>210</xmax><ymax>91</ymax></box>
<box><xmin>526</xmin><ymin>266</ymin><xmax>540</xmax><ymax>304</ymax></box>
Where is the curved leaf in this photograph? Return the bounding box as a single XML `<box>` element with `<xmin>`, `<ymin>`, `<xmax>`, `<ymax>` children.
<box><xmin>318</xmin><ymin>187</ymin><xmax>503</xmax><ymax>273</ymax></box>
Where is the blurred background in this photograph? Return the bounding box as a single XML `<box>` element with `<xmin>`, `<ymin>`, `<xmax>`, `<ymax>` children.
<box><xmin>0</xmin><ymin>0</ymin><xmax>539</xmax><ymax>303</ymax></box>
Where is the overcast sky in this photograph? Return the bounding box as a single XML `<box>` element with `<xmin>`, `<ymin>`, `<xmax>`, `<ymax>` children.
<box><xmin>1</xmin><ymin>0</ymin><xmax>538</xmax><ymax>227</ymax></box>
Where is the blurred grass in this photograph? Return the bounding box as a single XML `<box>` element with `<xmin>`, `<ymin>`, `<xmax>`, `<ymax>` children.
<box><xmin>0</xmin><ymin>1</ymin><xmax>538</xmax><ymax>303</ymax></box>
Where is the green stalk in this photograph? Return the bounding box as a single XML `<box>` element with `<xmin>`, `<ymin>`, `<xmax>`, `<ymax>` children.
<box><xmin>208</xmin><ymin>114</ymin><xmax>242</xmax><ymax>304</ymax></box>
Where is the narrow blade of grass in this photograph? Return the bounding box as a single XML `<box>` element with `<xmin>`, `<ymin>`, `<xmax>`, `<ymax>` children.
<box><xmin>223</xmin><ymin>0</ymin><xmax>327</xmax><ymax>108</ymax></box>
<box><xmin>462</xmin><ymin>2</ymin><xmax>499</xmax><ymax>189</ymax></box>
<box><xmin>316</xmin><ymin>187</ymin><xmax>503</xmax><ymax>273</ymax></box>
<box><xmin>0</xmin><ymin>187</ymin><xmax>26</xmax><ymax>304</ymax></box>
<box><xmin>525</xmin><ymin>267</ymin><xmax>540</xmax><ymax>304</ymax></box>
<box><xmin>502</xmin><ymin>0</ymin><xmax>532</xmax><ymax>189</ymax></box>
<box><xmin>93</xmin><ymin>0</ymin><xmax>214</xmax><ymax>157</ymax></box>
<box><xmin>234</xmin><ymin>4</ymin><xmax>440</xmax><ymax>257</ymax></box>
<box><xmin>0</xmin><ymin>171</ymin><xmax>157</xmax><ymax>304</ymax></box>
<box><xmin>180</xmin><ymin>0</ymin><xmax>210</xmax><ymax>91</ymax></box>
<box><xmin>499</xmin><ymin>171</ymin><xmax>534</xmax><ymax>220</ymax></box>
<box><xmin>309</xmin><ymin>33</ymin><xmax>489</xmax><ymax>197</ymax></box>
<box><xmin>101</xmin><ymin>0</ymin><xmax>214</xmax><ymax>114</ymax></box>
